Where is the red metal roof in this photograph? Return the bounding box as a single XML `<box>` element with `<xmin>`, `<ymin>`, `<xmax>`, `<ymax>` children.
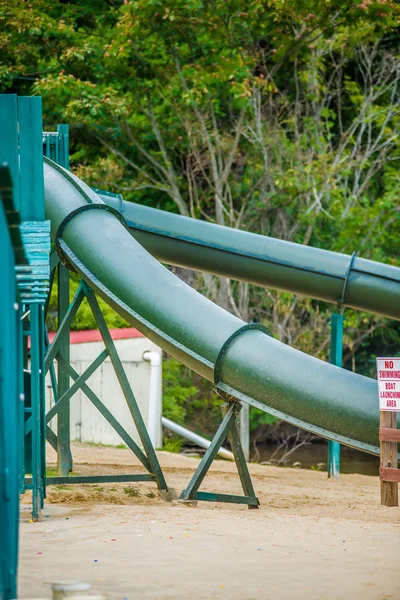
<box><xmin>28</xmin><ymin>328</ymin><xmax>144</xmax><ymax>348</ymax></box>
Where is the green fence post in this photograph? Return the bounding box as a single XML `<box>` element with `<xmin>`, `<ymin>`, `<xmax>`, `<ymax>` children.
<box><xmin>328</xmin><ymin>313</ymin><xmax>343</xmax><ymax>479</ymax></box>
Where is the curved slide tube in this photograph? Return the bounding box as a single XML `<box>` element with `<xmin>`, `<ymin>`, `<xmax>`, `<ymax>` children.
<box><xmin>45</xmin><ymin>158</ymin><xmax>391</xmax><ymax>457</ymax></box>
<box><xmin>99</xmin><ymin>193</ymin><xmax>400</xmax><ymax>321</ymax></box>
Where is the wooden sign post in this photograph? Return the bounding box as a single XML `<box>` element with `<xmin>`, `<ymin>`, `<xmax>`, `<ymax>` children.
<box><xmin>377</xmin><ymin>357</ymin><xmax>400</xmax><ymax>507</ymax></box>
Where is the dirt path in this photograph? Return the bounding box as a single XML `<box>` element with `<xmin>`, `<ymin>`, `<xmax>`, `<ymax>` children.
<box><xmin>18</xmin><ymin>443</ymin><xmax>400</xmax><ymax>599</ymax></box>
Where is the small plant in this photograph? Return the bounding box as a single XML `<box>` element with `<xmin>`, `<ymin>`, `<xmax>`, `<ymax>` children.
<box><xmin>145</xmin><ymin>491</ymin><xmax>156</xmax><ymax>499</ymax></box>
<box><xmin>85</xmin><ymin>441</ymin><xmax>114</xmax><ymax>448</ymax></box>
<box><xmin>163</xmin><ymin>435</ymin><xmax>184</xmax><ymax>454</ymax></box>
<box><xmin>123</xmin><ymin>486</ymin><xmax>140</xmax><ymax>497</ymax></box>
<box><xmin>311</xmin><ymin>463</ymin><xmax>326</xmax><ymax>471</ymax></box>
<box><xmin>116</xmin><ymin>443</ymin><xmax>127</xmax><ymax>449</ymax></box>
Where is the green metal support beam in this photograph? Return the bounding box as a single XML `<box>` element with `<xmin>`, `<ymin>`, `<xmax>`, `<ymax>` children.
<box><xmin>84</xmin><ymin>283</ymin><xmax>168</xmax><ymax>491</ymax></box>
<box><xmin>56</xmin><ymin>242</ymin><xmax>72</xmax><ymax>476</ymax></box>
<box><xmin>328</xmin><ymin>314</ymin><xmax>343</xmax><ymax>479</ymax></box>
<box><xmin>42</xmin><ymin>277</ymin><xmax>168</xmax><ymax>492</ymax></box>
<box><xmin>1</xmin><ymin>95</ymin><xmax>50</xmax><ymax>521</ymax></box>
<box><xmin>179</xmin><ymin>402</ymin><xmax>259</xmax><ymax>508</ymax></box>
<box><xmin>26</xmin><ymin>474</ymin><xmax>155</xmax><ymax>485</ymax></box>
<box><xmin>61</xmin><ymin>359</ymin><xmax>152</xmax><ymax>473</ymax></box>
<box><xmin>29</xmin><ymin>303</ymin><xmax>44</xmax><ymax>520</ymax></box>
<box><xmin>43</xmin><ymin>124</ymin><xmax>72</xmax><ymax>477</ymax></box>
<box><xmin>0</xmin><ymin>164</ymin><xmax>26</xmax><ymax>600</ymax></box>
<box><xmin>45</xmin><ymin>285</ymin><xmax>84</xmax><ymax>371</ymax></box>
<box><xmin>26</xmin><ymin>349</ymin><xmax>109</xmax><ymax>434</ymax></box>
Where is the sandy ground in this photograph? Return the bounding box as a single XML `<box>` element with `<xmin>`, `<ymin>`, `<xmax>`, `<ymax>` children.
<box><xmin>18</xmin><ymin>443</ymin><xmax>400</xmax><ymax>600</ymax></box>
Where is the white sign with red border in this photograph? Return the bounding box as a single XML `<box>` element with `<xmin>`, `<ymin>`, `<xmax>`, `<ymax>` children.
<box><xmin>377</xmin><ymin>357</ymin><xmax>400</xmax><ymax>411</ymax></box>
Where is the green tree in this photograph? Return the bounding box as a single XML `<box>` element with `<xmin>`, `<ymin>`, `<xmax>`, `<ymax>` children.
<box><xmin>2</xmin><ymin>0</ymin><xmax>399</xmax><ymax>433</ymax></box>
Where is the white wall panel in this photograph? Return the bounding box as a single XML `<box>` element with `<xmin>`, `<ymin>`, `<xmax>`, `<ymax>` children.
<box><xmin>45</xmin><ymin>337</ymin><xmax>161</xmax><ymax>448</ymax></box>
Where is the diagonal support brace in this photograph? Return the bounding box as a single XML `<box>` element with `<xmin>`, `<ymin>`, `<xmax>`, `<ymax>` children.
<box><xmin>83</xmin><ymin>282</ymin><xmax>168</xmax><ymax>491</ymax></box>
<box><xmin>179</xmin><ymin>402</ymin><xmax>259</xmax><ymax>509</ymax></box>
<box><xmin>61</xmin><ymin>358</ymin><xmax>152</xmax><ymax>473</ymax></box>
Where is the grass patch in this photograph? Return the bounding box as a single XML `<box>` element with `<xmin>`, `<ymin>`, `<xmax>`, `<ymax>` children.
<box><xmin>163</xmin><ymin>436</ymin><xmax>184</xmax><ymax>454</ymax></box>
<box><xmin>85</xmin><ymin>441</ymin><xmax>116</xmax><ymax>448</ymax></box>
<box><xmin>123</xmin><ymin>486</ymin><xmax>141</xmax><ymax>497</ymax></box>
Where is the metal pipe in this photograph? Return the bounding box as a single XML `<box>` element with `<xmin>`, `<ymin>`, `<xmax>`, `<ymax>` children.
<box><xmin>100</xmin><ymin>195</ymin><xmax>400</xmax><ymax>321</ymax></box>
<box><xmin>162</xmin><ymin>416</ymin><xmax>234</xmax><ymax>461</ymax></box>
<box><xmin>143</xmin><ymin>351</ymin><xmax>162</xmax><ymax>448</ymax></box>
<box><xmin>328</xmin><ymin>314</ymin><xmax>343</xmax><ymax>479</ymax></box>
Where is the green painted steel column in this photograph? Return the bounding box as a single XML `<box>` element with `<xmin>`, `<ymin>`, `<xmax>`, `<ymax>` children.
<box><xmin>0</xmin><ymin>95</ymin><xmax>20</xmax><ymax>211</ymax></box>
<box><xmin>0</xmin><ymin>165</ymin><xmax>27</xmax><ymax>600</ymax></box>
<box><xmin>57</xmin><ymin>263</ymin><xmax>71</xmax><ymax>475</ymax></box>
<box><xmin>18</xmin><ymin>97</ymin><xmax>45</xmax><ymax>221</ymax></box>
<box><xmin>328</xmin><ymin>314</ymin><xmax>343</xmax><ymax>479</ymax></box>
<box><xmin>30</xmin><ymin>303</ymin><xmax>44</xmax><ymax>518</ymax></box>
<box><xmin>18</xmin><ymin>97</ymin><xmax>48</xmax><ymax>512</ymax></box>
<box><xmin>57</xmin><ymin>125</ymin><xmax>72</xmax><ymax>475</ymax></box>
<box><xmin>44</xmin><ymin>125</ymin><xmax>72</xmax><ymax>475</ymax></box>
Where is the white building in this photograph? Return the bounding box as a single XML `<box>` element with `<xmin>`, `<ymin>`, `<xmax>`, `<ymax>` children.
<box><xmin>45</xmin><ymin>328</ymin><xmax>162</xmax><ymax>449</ymax></box>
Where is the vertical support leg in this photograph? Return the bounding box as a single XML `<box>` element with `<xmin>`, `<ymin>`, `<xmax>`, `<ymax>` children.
<box><xmin>239</xmin><ymin>403</ymin><xmax>250</xmax><ymax>462</ymax></box>
<box><xmin>57</xmin><ymin>264</ymin><xmax>72</xmax><ymax>476</ymax></box>
<box><xmin>39</xmin><ymin>304</ymin><xmax>46</xmax><ymax>506</ymax></box>
<box><xmin>228</xmin><ymin>406</ymin><xmax>259</xmax><ymax>509</ymax></box>
<box><xmin>30</xmin><ymin>304</ymin><xmax>43</xmax><ymax>520</ymax></box>
<box><xmin>328</xmin><ymin>313</ymin><xmax>342</xmax><ymax>479</ymax></box>
<box><xmin>23</xmin><ymin>314</ymin><xmax>32</xmax><ymax>476</ymax></box>
<box><xmin>18</xmin><ymin>307</ymin><xmax>25</xmax><ymax>495</ymax></box>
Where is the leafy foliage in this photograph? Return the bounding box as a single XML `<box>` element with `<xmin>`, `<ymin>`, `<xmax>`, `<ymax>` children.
<box><xmin>46</xmin><ymin>273</ymin><xmax>129</xmax><ymax>331</ymax></box>
<box><xmin>162</xmin><ymin>357</ymin><xmax>198</xmax><ymax>425</ymax></box>
<box><xmin>162</xmin><ymin>357</ymin><xmax>224</xmax><ymax>438</ymax></box>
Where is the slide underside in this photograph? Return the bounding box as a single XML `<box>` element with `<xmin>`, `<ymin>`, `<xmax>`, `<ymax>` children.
<box><xmin>44</xmin><ymin>158</ymin><xmax>400</xmax><ymax>457</ymax></box>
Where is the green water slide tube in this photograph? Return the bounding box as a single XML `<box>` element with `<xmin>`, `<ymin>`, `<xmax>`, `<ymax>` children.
<box><xmin>99</xmin><ymin>194</ymin><xmax>400</xmax><ymax>321</ymax></box>
<box><xmin>44</xmin><ymin>158</ymin><xmax>394</xmax><ymax>458</ymax></box>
